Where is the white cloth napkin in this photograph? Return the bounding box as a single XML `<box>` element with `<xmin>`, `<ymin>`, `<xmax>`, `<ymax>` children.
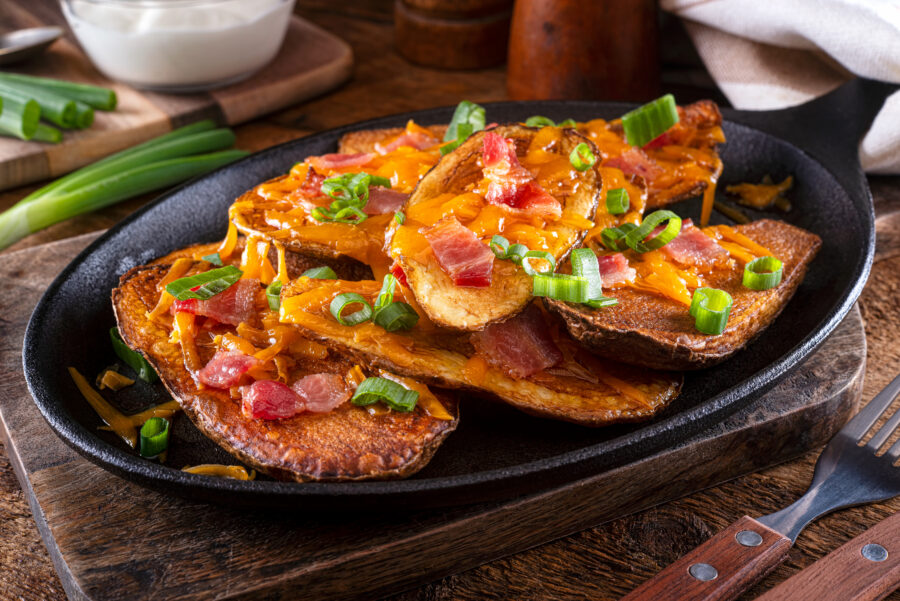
<box><xmin>661</xmin><ymin>0</ymin><xmax>900</xmax><ymax>174</ymax></box>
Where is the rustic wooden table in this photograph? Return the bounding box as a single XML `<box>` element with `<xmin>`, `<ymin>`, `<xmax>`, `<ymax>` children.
<box><xmin>1</xmin><ymin>2</ymin><xmax>899</xmax><ymax>600</ymax></box>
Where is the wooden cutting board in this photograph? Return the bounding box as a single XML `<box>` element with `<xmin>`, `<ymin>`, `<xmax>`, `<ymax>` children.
<box><xmin>0</xmin><ymin>232</ymin><xmax>864</xmax><ymax>601</ymax></box>
<box><xmin>0</xmin><ymin>1</ymin><xmax>353</xmax><ymax>192</ymax></box>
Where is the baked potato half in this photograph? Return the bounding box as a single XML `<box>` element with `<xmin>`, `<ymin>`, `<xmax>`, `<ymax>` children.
<box><xmin>388</xmin><ymin>124</ymin><xmax>601</xmax><ymax>331</ymax></box>
<box><xmin>547</xmin><ymin>219</ymin><xmax>821</xmax><ymax>370</ymax></box>
<box><xmin>112</xmin><ymin>258</ymin><xmax>458</xmax><ymax>482</ymax></box>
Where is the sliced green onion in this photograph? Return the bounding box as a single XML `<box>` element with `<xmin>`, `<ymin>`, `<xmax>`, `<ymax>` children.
<box><xmin>351</xmin><ymin>377</ymin><xmax>418</xmax><ymax>412</ymax></box>
<box><xmin>586</xmin><ymin>296</ymin><xmax>619</xmax><ymax>308</ymax></box>
<box><xmin>571</xmin><ymin>248</ymin><xmax>619</xmax><ymax>309</ymax></box>
<box><xmin>110</xmin><ymin>327</ymin><xmax>158</xmax><ymax>382</ymax></box>
<box><xmin>0</xmin><ymin>72</ymin><xmax>117</xmax><ymax>110</ymax></box>
<box><xmin>507</xmin><ymin>243</ymin><xmax>528</xmax><ymax>264</ymax></box>
<box><xmin>373</xmin><ymin>302</ymin><xmax>419</xmax><ymax>332</ymax></box>
<box><xmin>139</xmin><ymin>417</ymin><xmax>170</xmax><ymax>458</ymax></box>
<box><xmin>558</xmin><ymin>119</ymin><xmax>576</xmax><ymax>128</ymax></box>
<box><xmin>533</xmin><ymin>273</ymin><xmax>588</xmax><ymax>302</ymax></box>
<box><xmin>606</xmin><ymin>188</ymin><xmax>630</xmax><ymax>215</ymax></box>
<box><xmin>165</xmin><ymin>265</ymin><xmax>243</xmax><ymax>301</ymax></box>
<box><xmin>302</xmin><ymin>266</ymin><xmax>337</xmax><ymax>279</ymax></box>
<box><xmin>569</xmin><ymin>143</ymin><xmax>597</xmax><ymax>171</ymax></box>
<box><xmin>621</xmin><ymin>94</ymin><xmax>680</xmax><ymax>148</ymax></box>
<box><xmin>525</xmin><ymin>116</ymin><xmax>555</xmax><ymax>127</ymax></box>
<box><xmin>490</xmin><ymin>234</ymin><xmax>510</xmax><ymax>258</ymax></box>
<box><xmin>374</xmin><ymin>274</ymin><xmax>398</xmax><ymax>313</ymax></box>
<box><xmin>32</xmin><ymin>123</ymin><xmax>62</xmax><ymax>144</ymax></box>
<box><xmin>0</xmin><ymin>97</ymin><xmax>39</xmax><ymax>140</ymax></box>
<box><xmin>624</xmin><ymin>210</ymin><xmax>682</xmax><ymax>253</ymax></box>
<box><xmin>600</xmin><ymin>223</ymin><xmax>637</xmax><ymax>252</ymax></box>
<box><xmin>521</xmin><ymin>250</ymin><xmax>555</xmax><ymax>276</ymax></box>
<box><xmin>394</xmin><ymin>211</ymin><xmax>405</xmax><ymax>225</ymax></box>
<box><xmin>743</xmin><ymin>256</ymin><xmax>783</xmax><ymax>290</ymax></box>
<box><xmin>443</xmin><ymin>100</ymin><xmax>486</xmax><ymax>144</ymax></box>
<box><xmin>315</xmin><ymin>172</ymin><xmax>391</xmax><ymax>223</ymax></box>
<box><xmin>0</xmin><ymin>81</ymin><xmax>76</xmax><ymax>128</ymax></box>
<box><xmin>202</xmin><ymin>252</ymin><xmax>223</xmax><ymax>265</ymax></box>
<box><xmin>689</xmin><ymin>287</ymin><xmax>733</xmax><ymax>335</ymax></box>
<box><xmin>266</xmin><ymin>280</ymin><xmax>283</xmax><ymax>311</ymax></box>
<box><xmin>330</xmin><ymin>292</ymin><xmax>373</xmax><ymax>326</ymax></box>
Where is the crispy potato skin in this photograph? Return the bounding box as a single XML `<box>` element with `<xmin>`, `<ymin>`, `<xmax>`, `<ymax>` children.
<box><xmin>338</xmin><ymin>125</ymin><xmax>448</xmax><ymax>154</ymax></box>
<box><xmin>112</xmin><ymin>263</ymin><xmax>458</xmax><ymax>482</ymax></box>
<box><xmin>547</xmin><ymin>220</ymin><xmax>822</xmax><ymax>370</ymax></box>
<box><xmin>394</xmin><ymin>124</ymin><xmax>600</xmax><ymax>331</ymax></box>
<box><xmin>280</xmin><ymin>279</ymin><xmax>682</xmax><ymax>427</ymax></box>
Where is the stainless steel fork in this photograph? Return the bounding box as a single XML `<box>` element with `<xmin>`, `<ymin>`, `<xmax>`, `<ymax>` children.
<box><xmin>620</xmin><ymin>373</ymin><xmax>900</xmax><ymax>601</ymax></box>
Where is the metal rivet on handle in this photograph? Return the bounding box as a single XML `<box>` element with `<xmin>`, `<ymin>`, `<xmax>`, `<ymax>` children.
<box><xmin>861</xmin><ymin>543</ymin><xmax>888</xmax><ymax>562</ymax></box>
<box><xmin>689</xmin><ymin>563</ymin><xmax>718</xmax><ymax>581</ymax></box>
<box><xmin>736</xmin><ymin>530</ymin><xmax>763</xmax><ymax>547</ymax></box>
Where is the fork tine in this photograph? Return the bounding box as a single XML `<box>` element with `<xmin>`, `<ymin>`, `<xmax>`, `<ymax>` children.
<box><xmin>865</xmin><ymin>400</ymin><xmax>900</xmax><ymax>451</ymax></box>
<box><xmin>888</xmin><ymin>437</ymin><xmax>900</xmax><ymax>461</ymax></box>
<box><xmin>841</xmin><ymin>372</ymin><xmax>900</xmax><ymax>441</ymax></box>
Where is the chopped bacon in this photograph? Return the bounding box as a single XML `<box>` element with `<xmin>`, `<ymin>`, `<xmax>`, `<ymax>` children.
<box><xmin>661</xmin><ymin>220</ymin><xmax>730</xmax><ymax>268</ymax></box>
<box><xmin>241</xmin><ymin>380</ymin><xmax>302</xmax><ymax>420</ymax></box>
<box><xmin>292</xmin><ymin>374</ymin><xmax>350</xmax><ymax>413</ymax></box>
<box><xmin>299</xmin><ymin>167</ymin><xmax>326</xmax><ymax>198</ymax></box>
<box><xmin>422</xmin><ymin>216</ymin><xmax>494</xmax><ymax>287</ymax></box>
<box><xmin>197</xmin><ymin>350</ymin><xmax>261</xmax><ymax>389</ymax></box>
<box><xmin>472</xmin><ymin>304</ymin><xmax>563</xmax><ymax>379</ymax></box>
<box><xmin>375</xmin><ymin>132</ymin><xmax>439</xmax><ymax>155</ymax></box>
<box><xmin>364</xmin><ymin>187</ymin><xmax>408</xmax><ymax>215</ymax></box>
<box><xmin>306</xmin><ymin>152</ymin><xmax>376</xmax><ymax>172</ymax></box>
<box><xmin>604</xmin><ymin>148</ymin><xmax>664</xmax><ymax>183</ymax></box>
<box><xmin>642</xmin><ymin>132</ymin><xmax>672</xmax><ymax>150</ymax></box>
<box><xmin>481</xmin><ymin>132</ymin><xmax>562</xmax><ymax>219</ymax></box>
<box><xmin>390</xmin><ymin>261</ymin><xmax>409</xmax><ymax>287</ymax></box>
<box><xmin>173</xmin><ymin>278</ymin><xmax>258</xmax><ymax>327</ymax></box>
<box><xmin>597</xmin><ymin>253</ymin><xmax>636</xmax><ymax>286</ymax></box>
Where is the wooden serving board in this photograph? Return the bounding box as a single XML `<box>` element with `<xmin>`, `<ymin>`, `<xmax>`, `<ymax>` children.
<box><xmin>0</xmin><ymin>232</ymin><xmax>865</xmax><ymax>601</ymax></box>
<box><xmin>0</xmin><ymin>1</ymin><xmax>353</xmax><ymax>192</ymax></box>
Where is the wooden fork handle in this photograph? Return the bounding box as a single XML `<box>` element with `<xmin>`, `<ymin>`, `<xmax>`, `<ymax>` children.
<box><xmin>620</xmin><ymin>516</ymin><xmax>791</xmax><ymax>601</ymax></box>
<box><xmin>754</xmin><ymin>512</ymin><xmax>900</xmax><ymax>601</ymax></box>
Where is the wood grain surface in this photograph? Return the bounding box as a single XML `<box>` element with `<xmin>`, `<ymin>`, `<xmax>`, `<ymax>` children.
<box><xmin>0</xmin><ymin>1</ymin><xmax>353</xmax><ymax>192</ymax></box>
<box><xmin>0</xmin><ymin>2</ymin><xmax>898</xmax><ymax>600</ymax></box>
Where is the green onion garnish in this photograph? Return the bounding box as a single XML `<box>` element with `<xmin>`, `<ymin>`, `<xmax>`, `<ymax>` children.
<box><xmin>570</xmin><ymin>248</ymin><xmax>619</xmax><ymax>309</ymax></box>
<box><xmin>202</xmin><ymin>252</ymin><xmax>223</xmax><ymax>265</ymax></box>
<box><xmin>507</xmin><ymin>243</ymin><xmax>529</xmax><ymax>264</ymax></box>
<box><xmin>165</xmin><ymin>265</ymin><xmax>243</xmax><ymax>301</ymax></box>
<box><xmin>489</xmin><ymin>235</ymin><xmax>544</xmax><ymax>270</ymax></box>
<box><xmin>490</xmin><ymin>234</ymin><xmax>510</xmax><ymax>258</ymax></box>
<box><xmin>521</xmin><ymin>250</ymin><xmax>556</xmax><ymax>276</ymax></box>
<box><xmin>569</xmin><ymin>143</ymin><xmax>597</xmax><ymax>171</ymax></box>
<box><xmin>621</xmin><ymin>94</ymin><xmax>680</xmax><ymax>148</ymax></box>
<box><xmin>689</xmin><ymin>287</ymin><xmax>733</xmax><ymax>335</ymax></box>
<box><xmin>441</xmin><ymin>100</ymin><xmax>486</xmax><ymax>156</ymax></box>
<box><xmin>302</xmin><ymin>266</ymin><xmax>338</xmax><ymax>279</ymax></box>
<box><xmin>600</xmin><ymin>223</ymin><xmax>638</xmax><ymax>252</ymax></box>
<box><xmin>606</xmin><ymin>188</ymin><xmax>630</xmax><ymax>215</ymax></box>
<box><xmin>533</xmin><ymin>273</ymin><xmax>588</xmax><ymax>302</ymax></box>
<box><xmin>743</xmin><ymin>256</ymin><xmax>783</xmax><ymax>290</ymax></box>
<box><xmin>394</xmin><ymin>211</ymin><xmax>405</xmax><ymax>225</ymax></box>
<box><xmin>524</xmin><ymin>116</ymin><xmax>576</xmax><ymax>128</ymax></box>
<box><xmin>110</xmin><ymin>327</ymin><xmax>157</xmax><ymax>382</ymax></box>
<box><xmin>329</xmin><ymin>292</ymin><xmax>374</xmax><ymax>326</ymax></box>
<box><xmin>624</xmin><ymin>210</ymin><xmax>682</xmax><ymax>253</ymax></box>
<box><xmin>139</xmin><ymin>417</ymin><xmax>170</xmax><ymax>458</ymax></box>
<box><xmin>351</xmin><ymin>377</ymin><xmax>419</xmax><ymax>412</ymax></box>
<box><xmin>374</xmin><ymin>274</ymin><xmax>398</xmax><ymax>313</ymax></box>
<box><xmin>266</xmin><ymin>280</ymin><xmax>283</xmax><ymax>311</ymax></box>
<box><xmin>373</xmin><ymin>301</ymin><xmax>419</xmax><ymax>332</ymax></box>
<box><xmin>314</xmin><ymin>172</ymin><xmax>391</xmax><ymax>224</ymax></box>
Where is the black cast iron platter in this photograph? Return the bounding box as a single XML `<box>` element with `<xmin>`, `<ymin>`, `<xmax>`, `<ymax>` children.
<box><xmin>23</xmin><ymin>79</ymin><xmax>897</xmax><ymax>510</ymax></box>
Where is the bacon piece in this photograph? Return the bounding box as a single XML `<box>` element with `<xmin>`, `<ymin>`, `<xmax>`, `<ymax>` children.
<box><xmin>472</xmin><ymin>304</ymin><xmax>563</xmax><ymax>379</ymax></box>
<box><xmin>604</xmin><ymin>148</ymin><xmax>664</xmax><ymax>183</ymax></box>
<box><xmin>306</xmin><ymin>152</ymin><xmax>376</xmax><ymax>172</ymax></box>
<box><xmin>662</xmin><ymin>220</ymin><xmax>730</xmax><ymax>268</ymax></box>
<box><xmin>364</xmin><ymin>187</ymin><xmax>408</xmax><ymax>215</ymax></box>
<box><xmin>422</xmin><ymin>216</ymin><xmax>494</xmax><ymax>287</ymax></box>
<box><xmin>242</xmin><ymin>380</ymin><xmax>302</xmax><ymax>420</ymax></box>
<box><xmin>481</xmin><ymin>132</ymin><xmax>562</xmax><ymax>219</ymax></box>
<box><xmin>197</xmin><ymin>350</ymin><xmax>261</xmax><ymax>389</ymax></box>
<box><xmin>597</xmin><ymin>253</ymin><xmax>636</xmax><ymax>286</ymax></box>
<box><xmin>375</xmin><ymin>132</ymin><xmax>439</xmax><ymax>155</ymax></box>
<box><xmin>173</xmin><ymin>278</ymin><xmax>258</xmax><ymax>327</ymax></box>
<box><xmin>390</xmin><ymin>261</ymin><xmax>409</xmax><ymax>287</ymax></box>
<box><xmin>292</xmin><ymin>374</ymin><xmax>350</xmax><ymax>413</ymax></box>
<box><xmin>299</xmin><ymin>167</ymin><xmax>326</xmax><ymax>198</ymax></box>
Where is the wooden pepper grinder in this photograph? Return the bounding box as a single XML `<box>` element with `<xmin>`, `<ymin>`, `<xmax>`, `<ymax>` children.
<box><xmin>507</xmin><ymin>0</ymin><xmax>660</xmax><ymax>101</ymax></box>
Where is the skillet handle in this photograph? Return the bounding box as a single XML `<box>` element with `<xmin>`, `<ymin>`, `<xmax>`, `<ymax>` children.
<box><xmin>619</xmin><ymin>516</ymin><xmax>791</xmax><ymax>601</ymax></box>
<box><xmin>725</xmin><ymin>78</ymin><xmax>899</xmax><ymax>173</ymax></box>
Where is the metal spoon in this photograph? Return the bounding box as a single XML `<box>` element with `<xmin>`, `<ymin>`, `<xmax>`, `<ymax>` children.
<box><xmin>0</xmin><ymin>27</ymin><xmax>63</xmax><ymax>66</ymax></box>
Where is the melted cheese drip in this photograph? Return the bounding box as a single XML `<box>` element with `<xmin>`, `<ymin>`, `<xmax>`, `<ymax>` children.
<box><xmin>379</xmin><ymin>371</ymin><xmax>453</xmax><ymax>420</ymax></box>
<box><xmin>726</xmin><ymin>176</ymin><xmax>793</xmax><ymax>209</ymax></box>
<box><xmin>182</xmin><ymin>464</ymin><xmax>256</xmax><ymax>480</ymax></box>
<box><xmin>146</xmin><ymin>258</ymin><xmax>192</xmax><ymax>322</ymax></box>
<box><xmin>97</xmin><ymin>369</ymin><xmax>134</xmax><ymax>391</ymax></box>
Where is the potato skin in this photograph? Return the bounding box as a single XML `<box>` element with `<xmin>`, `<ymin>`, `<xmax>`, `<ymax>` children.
<box><xmin>393</xmin><ymin>124</ymin><xmax>601</xmax><ymax>331</ymax></box>
<box><xmin>112</xmin><ymin>259</ymin><xmax>458</xmax><ymax>482</ymax></box>
<box><xmin>547</xmin><ymin>220</ymin><xmax>822</xmax><ymax>370</ymax></box>
<box><xmin>338</xmin><ymin>125</ymin><xmax>448</xmax><ymax>154</ymax></box>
